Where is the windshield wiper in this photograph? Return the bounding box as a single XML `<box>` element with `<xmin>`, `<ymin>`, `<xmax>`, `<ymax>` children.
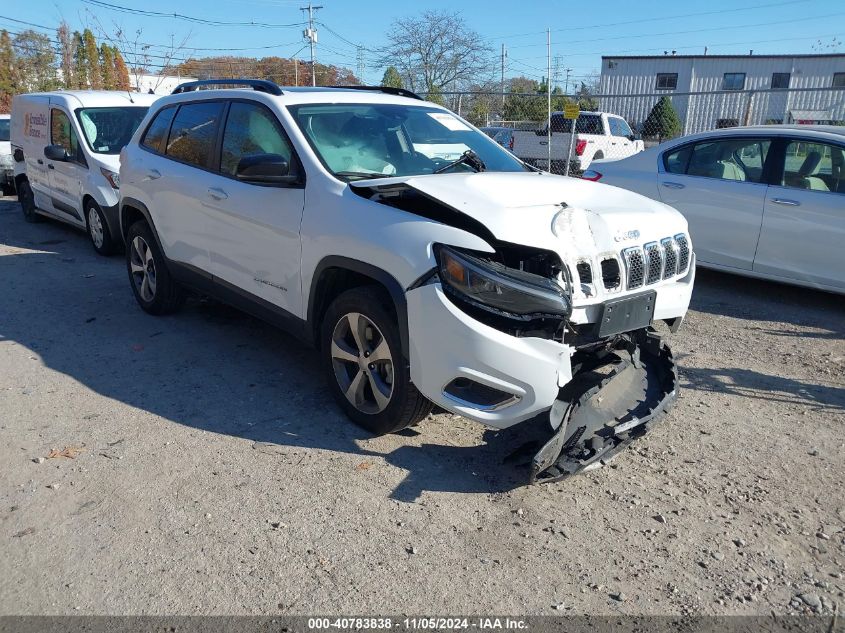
<box><xmin>434</xmin><ymin>149</ymin><xmax>487</xmax><ymax>174</ymax></box>
<box><xmin>335</xmin><ymin>171</ymin><xmax>394</xmax><ymax>181</ymax></box>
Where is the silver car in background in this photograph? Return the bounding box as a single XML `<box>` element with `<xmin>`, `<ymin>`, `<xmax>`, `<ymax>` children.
<box><xmin>586</xmin><ymin>125</ymin><xmax>844</xmax><ymax>293</ymax></box>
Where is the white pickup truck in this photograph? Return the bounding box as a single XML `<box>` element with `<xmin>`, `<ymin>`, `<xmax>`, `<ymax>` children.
<box><xmin>514</xmin><ymin>111</ymin><xmax>644</xmax><ymax>175</ymax></box>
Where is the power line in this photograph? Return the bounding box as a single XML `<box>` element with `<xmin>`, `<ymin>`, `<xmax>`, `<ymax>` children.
<box><xmin>79</xmin><ymin>0</ymin><xmax>308</xmax><ymax>29</ymax></box>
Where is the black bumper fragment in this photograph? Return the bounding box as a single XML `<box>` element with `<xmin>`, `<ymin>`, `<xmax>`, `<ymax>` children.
<box><xmin>531</xmin><ymin>330</ymin><xmax>678</xmax><ymax>484</ymax></box>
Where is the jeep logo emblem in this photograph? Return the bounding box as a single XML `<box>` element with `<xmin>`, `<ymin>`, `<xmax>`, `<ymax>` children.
<box><xmin>614</xmin><ymin>230</ymin><xmax>640</xmax><ymax>242</ymax></box>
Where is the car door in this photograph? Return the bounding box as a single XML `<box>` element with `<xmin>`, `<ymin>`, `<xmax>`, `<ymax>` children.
<box><xmin>754</xmin><ymin>138</ymin><xmax>845</xmax><ymax>290</ymax></box>
<box><xmin>202</xmin><ymin>99</ymin><xmax>305</xmax><ymax>318</ymax></box>
<box><xmin>46</xmin><ymin>106</ymin><xmax>86</xmax><ymax>226</ymax></box>
<box><xmin>657</xmin><ymin>137</ymin><xmax>771</xmax><ymax>270</ymax></box>
<box><xmin>607</xmin><ymin>116</ymin><xmax>634</xmax><ymax>159</ymax></box>
<box><xmin>143</xmin><ymin>100</ymin><xmax>225</xmax><ymax>273</ymax></box>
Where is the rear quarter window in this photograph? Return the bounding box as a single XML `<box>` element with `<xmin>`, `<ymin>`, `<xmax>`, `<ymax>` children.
<box><xmin>140</xmin><ymin>106</ymin><xmax>177</xmax><ymax>154</ymax></box>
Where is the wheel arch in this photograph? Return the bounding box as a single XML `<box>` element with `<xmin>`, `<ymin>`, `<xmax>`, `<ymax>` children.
<box><xmin>308</xmin><ymin>256</ymin><xmax>409</xmax><ymax>359</ymax></box>
<box><xmin>119</xmin><ymin>197</ymin><xmax>166</xmax><ymax>253</ymax></box>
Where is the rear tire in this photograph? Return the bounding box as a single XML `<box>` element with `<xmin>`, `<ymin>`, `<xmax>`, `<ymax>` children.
<box><xmin>321</xmin><ymin>286</ymin><xmax>432</xmax><ymax>434</ymax></box>
<box><xmin>85</xmin><ymin>200</ymin><xmax>118</xmax><ymax>256</ymax></box>
<box><xmin>18</xmin><ymin>180</ymin><xmax>41</xmax><ymax>223</ymax></box>
<box><xmin>126</xmin><ymin>220</ymin><xmax>184</xmax><ymax>315</ymax></box>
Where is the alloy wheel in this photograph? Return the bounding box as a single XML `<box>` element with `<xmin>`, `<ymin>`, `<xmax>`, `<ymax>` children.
<box><xmin>330</xmin><ymin>312</ymin><xmax>394</xmax><ymax>414</ymax></box>
<box><xmin>129</xmin><ymin>236</ymin><xmax>157</xmax><ymax>302</ymax></box>
<box><xmin>88</xmin><ymin>207</ymin><xmax>104</xmax><ymax>249</ymax></box>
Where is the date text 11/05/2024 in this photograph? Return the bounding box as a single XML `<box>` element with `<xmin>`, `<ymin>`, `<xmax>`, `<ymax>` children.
<box><xmin>307</xmin><ymin>617</ymin><xmax>529</xmax><ymax>630</ymax></box>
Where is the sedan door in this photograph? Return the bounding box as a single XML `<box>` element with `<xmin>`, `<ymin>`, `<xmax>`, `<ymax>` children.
<box><xmin>658</xmin><ymin>137</ymin><xmax>771</xmax><ymax>270</ymax></box>
<box><xmin>754</xmin><ymin>138</ymin><xmax>845</xmax><ymax>290</ymax></box>
<box><xmin>46</xmin><ymin>107</ymin><xmax>86</xmax><ymax>226</ymax></box>
<box><xmin>202</xmin><ymin>100</ymin><xmax>305</xmax><ymax>318</ymax></box>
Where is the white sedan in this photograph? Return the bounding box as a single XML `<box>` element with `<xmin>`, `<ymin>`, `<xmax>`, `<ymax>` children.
<box><xmin>584</xmin><ymin>125</ymin><xmax>844</xmax><ymax>293</ymax></box>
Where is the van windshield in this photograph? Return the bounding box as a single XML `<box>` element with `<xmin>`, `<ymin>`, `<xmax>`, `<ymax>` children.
<box><xmin>0</xmin><ymin>119</ymin><xmax>9</xmax><ymax>142</ymax></box>
<box><xmin>287</xmin><ymin>103</ymin><xmax>528</xmax><ymax>180</ymax></box>
<box><xmin>75</xmin><ymin>107</ymin><xmax>149</xmax><ymax>154</ymax></box>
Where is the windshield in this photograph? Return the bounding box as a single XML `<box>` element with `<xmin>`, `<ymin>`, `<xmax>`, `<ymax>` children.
<box><xmin>288</xmin><ymin>103</ymin><xmax>528</xmax><ymax>180</ymax></box>
<box><xmin>75</xmin><ymin>107</ymin><xmax>149</xmax><ymax>154</ymax></box>
<box><xmin>0</xmin><ymin>119</ymin><xmax>9</xmax><ymax>142</ymax></box>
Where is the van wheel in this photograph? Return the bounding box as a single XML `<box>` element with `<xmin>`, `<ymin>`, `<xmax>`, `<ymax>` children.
<box><xmin>18</xmin><ymin>181</ymin><xmax>41</xmax><ymax>223</ymax></box>
<box><xmin>85</xmin><ymin>200</ymin><xmax>117</xmax><ymax>256</ymax></box>
<box><xmin>321</xmin><ymin>287</ymin><xmax>432</xmax><ymax>434</ymax></box>
<box><xmin>126</xmin><ymin>221</ymin><xmax>184</xmax><ymax>315</ymax></box>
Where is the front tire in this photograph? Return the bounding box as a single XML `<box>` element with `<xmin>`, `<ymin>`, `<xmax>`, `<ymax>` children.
<box><xmin>18</xmin><ymin>180</ymin><xmax>41</xmax><ymax>223</ymax></box>
<box><xmin>85</xmin><ymin>200</ymin><xmax>117</xmax><ymax>256</ymax></box>
<box><xmin>321</xmin><ymin>287</ymin><xmax>432</xmax><ymax>434</ymax></box>
<box><xmin>126</xmin><ymin>221</ymin><xmax>184</xmax><ymax>315</ymax></box>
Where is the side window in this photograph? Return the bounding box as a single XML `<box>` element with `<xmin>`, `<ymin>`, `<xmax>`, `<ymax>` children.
<box><xmin>50</xmin><ymin>108</ymin><xmax>80</xmax><ymax>160</ymax></box>
<box><xmin>686</xmin><ymin>138</ymin><xmax>770</xmax><ymax>183</ymax></box>
<box><xmin>782</xmin><ymin>140</ymin><xmax>845</xmax><ymax>194</ymax></box>
<box><xmin>141</xmin><ymin>106</ymin><xmax>177</xmax><ymax>154</ymax></box>
<box><xmin>608</xmin><ymin>117</ymin><xmax>633</xmax><ymax>138</ymax></box>
<box><xmin>664</xmin><ymin>145</ymin><xmax>692</xmax><ymax>174</ymax></box>
<box><xmin>165</xmin><ymin>101</ymin><xmax>224</xmax><ymax>169</ymax></box>
<box><xmin>549</xmin><ymin>114</ymin><xmax>571</xmax><ymax>133</ymax></box>
<box><xmin>576</xmin><ymin>115</ymin><xmax>603</xmax><ymax>135</ymax></box>
<box><xmin>220</xmin><ymin>101</ymin><xmax>294</xmax><ymax>177</ymax></box>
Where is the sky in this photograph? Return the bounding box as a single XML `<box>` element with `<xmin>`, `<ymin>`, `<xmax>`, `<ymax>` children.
<box><xmin>2</xmin><ymin>0</ymin><xmax>843</xmax><ymax>87</ymax></box>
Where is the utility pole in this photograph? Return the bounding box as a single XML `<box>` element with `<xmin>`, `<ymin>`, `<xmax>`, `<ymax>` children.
<box><xmin>300</xmin><ymin>2</ymin><xmax>322</xmax><ymax>86</ymax></box>
<box><xmin>564</xmin><ymin>67</ymin><xmax>573</xmax><ymax>95</ymax></box>
<box><xmin>500</xmin><ymin>43</ymin><xmax>507</xmax><ymax>108</ymax></box>
<box><xmin>547</xmin><ymin>29</ymin><xmax>551</xmax><ymax>172</ymax></box>
<box><xmin>294</xmin><ymin>57</ymin><xmax>299</xmax><ymax>86</ymax></box>
<box><xmin>356</xmin><ymin>45</ymin><xmax>365</xmax><ymax>82</ymax></box>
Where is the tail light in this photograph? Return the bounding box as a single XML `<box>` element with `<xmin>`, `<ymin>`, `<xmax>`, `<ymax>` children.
<box><xmin>581</xmin><ymin>170</ymin><xmax>602</xmax><ymax>181</ymax></box>
<box><xmin>575</xmin><ymin>139</ymin><xmax>587</xmax><ymax>156</ymax></box>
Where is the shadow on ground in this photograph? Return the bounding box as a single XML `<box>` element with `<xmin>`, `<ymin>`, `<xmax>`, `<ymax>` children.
<box><xmin>0</xmin><ymin>205</ymin><xmax>547</xmax><ymax>502</ymax></box>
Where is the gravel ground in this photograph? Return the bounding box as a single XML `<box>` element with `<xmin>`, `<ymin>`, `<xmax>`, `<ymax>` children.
<box><xmin>0</xmin><ymin>195</ymin><xmax>843</xmax><ymax>616</ymax></box>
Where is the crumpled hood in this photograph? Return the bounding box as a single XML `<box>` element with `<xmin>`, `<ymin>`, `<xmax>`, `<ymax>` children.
<box><xmin>351</xmin><ymin>171</ymin><xmax>687</xmax><ymax>255</ymax></box>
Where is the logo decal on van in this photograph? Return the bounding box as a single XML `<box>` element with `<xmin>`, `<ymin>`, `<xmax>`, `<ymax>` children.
<box><xmin>24</xmin><ymin>112</ymin><xmax>48</xmax><ymax>139</ymax></box>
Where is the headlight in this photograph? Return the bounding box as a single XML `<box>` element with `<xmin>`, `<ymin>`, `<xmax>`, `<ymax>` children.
<box><xmin>100</xmin><ymin>167</ymin><xmax>120</xmax><ymax>189</ymax></box>
<box><xmin>435</xmin><ymin>244</ymin><xmax>571</xmax><ymax>319</ymax></box>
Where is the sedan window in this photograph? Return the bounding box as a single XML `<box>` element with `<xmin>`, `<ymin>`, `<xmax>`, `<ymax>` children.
<box><xmin>781</xmin><ymin>141</ymin><xmax>845</xmax><ymax>193</ymax></box>
<box><xmin>684</xmin><ymin>138</ymin><xmax>770</xmax><ymax>182</ymax></box>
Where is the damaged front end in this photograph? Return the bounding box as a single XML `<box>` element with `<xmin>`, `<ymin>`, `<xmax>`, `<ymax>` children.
<box><xmin>531</xmin><ymin>329</ymin><xmax>678</xmax><ymax>483</ymax></box>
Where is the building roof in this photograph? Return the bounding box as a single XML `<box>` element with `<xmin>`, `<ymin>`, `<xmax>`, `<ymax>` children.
<box><xmin>602</xmin><ymin>53</ymin><xmax>845</xmax><ymax>60</ymax></box>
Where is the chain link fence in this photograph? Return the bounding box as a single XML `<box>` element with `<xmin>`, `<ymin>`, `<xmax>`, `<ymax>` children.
<box><xmin>424</xmin><ymin>86</ymin><xmax>845</xmax><ymax>174</ymax></box>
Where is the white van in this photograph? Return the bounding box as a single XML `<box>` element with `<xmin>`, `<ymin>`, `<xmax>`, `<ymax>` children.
<box><xmin>11</xmin><ymin>91</ymin><xmax>159</xmax><ymax>254</ymax></box>
<box><xmin>0</xmin><ymin>114</ymin><xmax>12</xmax><ymax>195</ymax></box>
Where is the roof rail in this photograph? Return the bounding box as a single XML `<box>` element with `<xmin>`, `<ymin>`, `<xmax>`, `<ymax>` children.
<box><xmin>171</xmin><ymin>79</ymin><xmax>283</xmax><ymax>96</ymax></box>
<box><xmin>329</xmin><ymin>85</ymin><xmax>423</xmax><ymax>101</ymax></box>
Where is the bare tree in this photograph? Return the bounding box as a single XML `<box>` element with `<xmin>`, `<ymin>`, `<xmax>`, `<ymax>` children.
<box><xmin>379</xmin><ymin>11</ymin><xmax>493</xmax><ymax>94</ymax></box>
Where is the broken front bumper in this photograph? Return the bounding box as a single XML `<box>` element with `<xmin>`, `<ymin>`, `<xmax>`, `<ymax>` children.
<box><xmin>531</xmin><ymin>331</ymin><xmax>678</xmax><ymax>483</ymax></box>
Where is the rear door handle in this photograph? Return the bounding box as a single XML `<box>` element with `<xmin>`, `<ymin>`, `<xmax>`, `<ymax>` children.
<box><xmin>662</xmin><ymin>181</ymin><xmax>685</xmax><ymax>189</ymax></box>
<box><xmin>207</xmin><ymin>188</ymin><xmax>228</xmax><ymax>201</ymax></box>
<box><xmin>37</xmin><ymin>159</ymin><xmax>44</xmax><ymax>165</ymax></box>
<box><xmin>771</xmin><ymin>198</ymin><xmax>800</xmax><ymax>206</ymax></box>
<box><xmin>48</xmin><ymin>164</ymin><xmax>55</xmax><ymax>170</ymax></box>
<box><xmin>146</xmin><ymin>169</ymin><xmax>161</xmax><ymax>180</ymax></box>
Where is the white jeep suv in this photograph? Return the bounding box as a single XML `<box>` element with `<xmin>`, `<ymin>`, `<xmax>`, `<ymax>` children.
<box><xmin>119</xmin><ymin>80</ymin><xmax>695</xmax><ymax>482</ymax></box>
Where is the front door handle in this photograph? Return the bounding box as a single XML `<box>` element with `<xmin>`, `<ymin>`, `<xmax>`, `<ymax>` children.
<box><xmin>662</xmin><ymin>181</ymin><xmax>685</xmax><ymax>189</ymax></box>
<box><xmin>145</xmin><ymin>169</ymin><xmax>161</xmax><ymax>181</ymax></box>
<box><xmin>771</xmin><ymin>198</ymin><xmax>800</xmax><ymax>206</ymax></box>
<box><xmin>37</xmin><ymin>159</ymin><xmax>44</xmax><ymax>165</ymax></box>
<box><xmin>207</xmin><ymin>188</ymin><xmax>228</xmax><ymax>201</ymax></box>
<box><xmin>48</xmin><ymin>164</ymin><xmax>55</xmax><ymax>170</ymax></box>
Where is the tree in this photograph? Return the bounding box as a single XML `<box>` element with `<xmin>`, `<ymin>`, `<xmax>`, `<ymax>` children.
<box><xmin>381</xmin><ymin>66</ymin><xmax>403</xmax><ymax>89</ymax></box>
<box><xmin>82</xmin><ymin>29</ymin><xmax>101</xmax><ymax>89</ymax></box>
<box><xmin>112</xmin><ymin>47</ymin><xmax>130</xmax><ymax>91</ymax></box>
<box><xmin>642</xmin><ymin>96</ymin><xmax>682</xmax><ymax>140</ymax></box>
<box><xmin>100</xmin><ymin>44</ymin><xmax>115</xmax><ymax>89</ymax></box>
<box><xmin>576</xmin><ymin>81</ymin><xmax>599</xmax><ymax>111</ymax></box>
<box><xmin>71</xmin><ymin>32</ymin><xmax>86</xmax><ymax>89</ymax></box>
<box><xmin>57</xmin><ymin>21</ymin><xmax>76</xmax><ymax>89</ymax></box>
<box><xmin>379</xmin><ymin>11</ymin><xmax>492</xmax><ymax>93</ymax></box>
<box><xmin>13</xmin><ymin>30</ymin><xmax>58</xmax><ymax>92</ymax></box>
<box><xmin>0</xmin><ymin>30</ymin><xmax>16</xmax><ymax>112</ymax></box>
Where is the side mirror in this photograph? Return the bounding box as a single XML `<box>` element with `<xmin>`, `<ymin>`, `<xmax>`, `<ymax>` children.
<box><xmin>235</xmin><ymin>153</ymin><xmax>295</xmax><ymax>185</ymax></box>
<box><xmin>44</xmin><ymin>145</ymin><xmax>70</xmax><ymax>162</ymax></box>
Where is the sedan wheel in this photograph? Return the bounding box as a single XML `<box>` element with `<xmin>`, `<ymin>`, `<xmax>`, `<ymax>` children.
<box><xmin>129</xmin><ymin>235</ymin><xmax>157</xmax><ymax>303</ymax></box>
<box><xmin>331</xmin><ymin>311</ymin><xmax>394</xmax><ymax>415</ymax></box>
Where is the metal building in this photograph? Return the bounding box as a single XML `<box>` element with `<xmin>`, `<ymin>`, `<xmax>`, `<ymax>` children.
<box><xmin>599</xmin><ymin>53</ymin><xmax>845</xmax><ymax>135</ymax></box>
